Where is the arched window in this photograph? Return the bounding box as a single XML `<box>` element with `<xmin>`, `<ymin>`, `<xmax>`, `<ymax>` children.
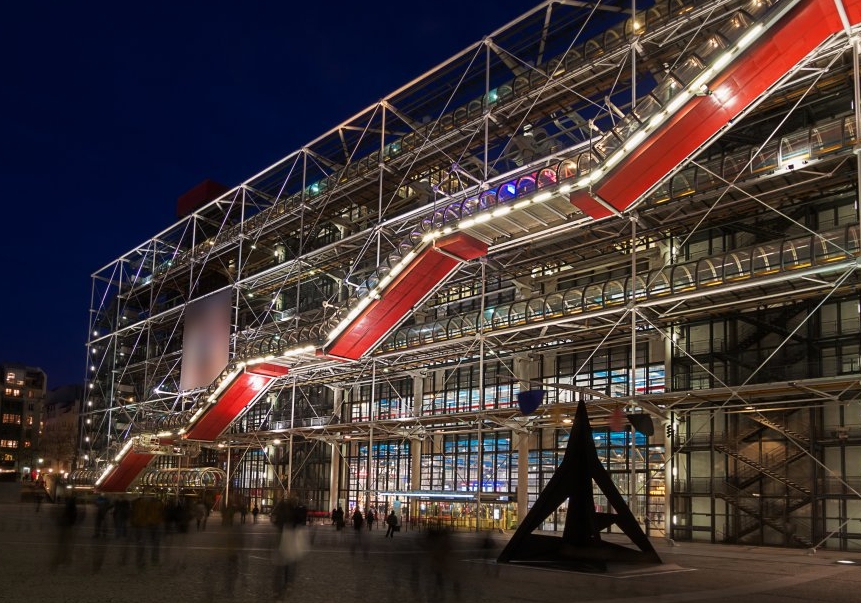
<box><xmin>723</xmin><ymin>249</ymin><xmax>751</xmax><ymax>280</ymax></box>
<box><xmin>462</xmin><ymin>196</ymin><xmax>480</xmax><ymax>217</ymax></box>
<box><xmin>516</xmin><ymin>174</ymin><xmax>537</xmax><ymax>197</ymax></box>
<box><xmin>537</xmin><ymin>168</ymin><xmax>557</xmax><ymax>189</ymax></box>
<box><xmin>751</xmin><ymin>140</ymin><xmax>779</xmax><ymax>174</ymax></box>
<box><xmin>671</xmin><ymin>263</ymin><xmax>696</xmax><ymax>293</ymax></box>
<box><xmin>558</xmin><ymin>158</ymin><xmax>578</xmax><ymax>181</ymax></box>
<box><xmin>584</xmin><ymin>284</ymin><xmax>604</xmax><ymax>310</ymax></box>
<box><xmin>562</xmin><ymin>289</ymin><xmax>583</xmax><ymax>314</ymax></box>
<box><xmin>497</xmin><ymin>181</ymin><xmax>517</xmax><ymax>203</ymax></box>
<box><xmin>479</xmin><ymin>190</ymin><xmax>498</xmax><ymax>211</ymax></box>
<box><xmin>751</xmin><ymin>243</ymin><xmax>781</xmax><ymax>275</ymax></box>
<box><xmin>603</xmin><ymin>280</ymin><xmax>626</xmax><ymax>306</ymax></box>
<box><xmin>782</xmin><ymin>235</ymin><xmax>812</xmax><ymax>269</ymax></box>
<box><xmin>810</xmin><ymin>118</ymin><xmax>843</xmax><ymax>156</ymax></box>
<box><xmin>696</xmin><ymin>258</ymin><xmax>722</xmax><ymax>286</ymax></box>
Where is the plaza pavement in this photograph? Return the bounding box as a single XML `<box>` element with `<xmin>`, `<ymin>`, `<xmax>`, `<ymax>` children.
<box><xmin>1</xmin><ymin>501</ymin><xmax>860</xmax><ymax>603</ymax></box>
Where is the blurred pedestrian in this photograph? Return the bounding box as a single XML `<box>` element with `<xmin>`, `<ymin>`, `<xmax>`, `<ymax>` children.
<box><xmin>113</xmin><ymin>496</ymin><xmax>130</xmax><ymax>539</ymax></box>
<box><xmin>252</xmin><ymin>503</ymin><xmax>260</xmax><ymax>523</ymax></box>
<box><xmin>270</xmin><ymin>494</ymin><xmax>307</xmax><ymax>601</ymax></box>
<box><xmin>352</xmin><ymin>507</ymin><xmax>364</xmax><ymax>531</ymax></box>
<box><xmin>194</xmin><ymin>500</ymin><xmax>207</xmax><ymax>531</ymax></box>
<box><xmin>93</xmin><ymin>493</ymin><xmax>111</xmax><ymax>538</ymax></box>
<box><xmin>385</xmin><ymin>510</ymin><xmax>398</xmax><ymax>538</ymax></box>
<box><xmin>50</xmin><ymin>495</ymin><xmax>78</xmax><ymax>570</ymax></box>
<box><xmin>366</xmin><ymin>508</ymin><xmax>375</xmax><ymax>530</ymax></box>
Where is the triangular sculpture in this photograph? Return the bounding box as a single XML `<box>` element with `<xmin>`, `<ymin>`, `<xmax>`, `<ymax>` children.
<box><xmin>498</xmin><ymin>400</ymin><xmax>661</xmax><ymax>571</ymax></box>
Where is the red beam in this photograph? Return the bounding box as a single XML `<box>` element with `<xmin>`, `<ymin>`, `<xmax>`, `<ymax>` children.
<box><xmin>246</xmin><ymin>362</ymin><xmax>290</xmax><ymax>378</ymax></box>
<box><xmin>326</xmin><ymin>232</ymin><xmax>487</xmax><ymax>360</ymax></box>
<box><xmin>572</xmin><ymin>0</ymin><xmax>861</xmax><ymax>218</ymax></box>
<box><xmin>184</xmin><ymin>372</ymin><xmax>275</xmax><ymax>441</ymax></box>
<box><xmin>97</xmin><ymin>451</ymin><xmax>154</xmax><ymax>493</ymax></box>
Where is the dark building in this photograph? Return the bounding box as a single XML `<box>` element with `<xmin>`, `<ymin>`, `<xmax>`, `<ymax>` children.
<box><xmin>0</xmin><ymin>364</ymin><xmax>46</xmax><ymax>478</ymax></box>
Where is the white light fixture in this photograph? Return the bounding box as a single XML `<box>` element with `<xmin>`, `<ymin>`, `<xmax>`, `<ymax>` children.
<box><xmin>736</xmin><ymin>24</ymin><xmax>764</xmax><ymax>50</ymax></box>
<box><xmin>458</xmin><ymin>218</ymin><xmax>476</xmax><ymax>229</ymax></box>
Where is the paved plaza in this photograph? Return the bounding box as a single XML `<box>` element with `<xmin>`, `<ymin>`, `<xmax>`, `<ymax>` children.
<box><xmin>1</xmin><ymin>501</ymin><xmax>860</xmax><ymax>603</ymax></box>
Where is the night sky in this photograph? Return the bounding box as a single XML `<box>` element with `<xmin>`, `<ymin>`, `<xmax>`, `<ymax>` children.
<box><xmin>0</xmin><ymin>1</ymin><xmax>531</xmax><ymax>390</ymax></box>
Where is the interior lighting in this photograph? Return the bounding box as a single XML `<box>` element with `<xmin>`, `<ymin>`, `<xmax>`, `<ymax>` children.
<box><xmin>513</xmin><ymin>199</ymin><xmax>532</xmax><ymax>210</ymax></box>
<box><xmin>474</xmin><ymin>213</ymin><xmax>491</xmax><ymax>224</ymax></box>
<box><xmin>492</xmin><ymin>206</ymin><xmax>511</xmax><ymax>217</ymax></box>
<box><xmin>532</xmin><ymin>191</ymin><xmax>553</xmax><ymax>203</ymax></box>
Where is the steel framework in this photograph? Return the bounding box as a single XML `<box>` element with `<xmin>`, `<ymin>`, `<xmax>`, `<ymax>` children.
<box><xmin>78</xmin><ymin>0</ymin><xmax>861</xmax><ymax>548</ymax></box>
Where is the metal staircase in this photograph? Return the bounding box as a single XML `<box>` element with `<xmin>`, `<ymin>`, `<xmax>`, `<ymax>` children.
<box><xmin>750</xmin><ymin>412</ymin><xmax>811</xmax><ymax>446</ymax></box>
<box><xmin>716</xmin><ymin>444</ymin><xmax>811</xmax><ymax>495</ymax></box>
<box><xmin>716</xmin><ymin>483</ymin><xmax>814</xmax><ymax>548</ymax></box>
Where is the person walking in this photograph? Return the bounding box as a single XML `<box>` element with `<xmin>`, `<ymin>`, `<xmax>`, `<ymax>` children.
<box><xmin>333</xmin><ymin>505</ymin><xmax>345</xmax><ymax>530</ymax></box>
<box><xmin>366</xmin><ymin>508</ymin><xmax>375</xmax><ymax>531</ymax></box>
<box><xmin>252</xmin><ymin>503</ymin><xmax>259</xmax><ymax>523</ymax></box>
<box><xmin>352</xmin><ymin>507</ymin><xmax>364</xmax><ymax>531</ymax></box>
<box><xmin>385</xmin><ymin>510</ymin><xmax>398</xmax><ymax>538</ymax></box>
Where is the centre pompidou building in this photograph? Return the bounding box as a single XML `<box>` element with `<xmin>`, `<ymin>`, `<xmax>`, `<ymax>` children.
<box><xmin>76</xmin><ymin>0</ymin><xmax>861</xmax><ymax>550</ymax></box>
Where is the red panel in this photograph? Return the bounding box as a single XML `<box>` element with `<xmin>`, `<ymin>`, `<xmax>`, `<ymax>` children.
<box><xmin>327</xmin><ymin>233</ymin><xmax>488</xmax><ymax>360</ymax></box>
<box><xmin>435</xmin><ymin>231</ymin><xmax>489</xmax><ymax>260</ymax></box>
<box><xmin>184</xmin><ymin>372</ymin><xmax>274</xmax><ymax>441</ymax></box>
<box><xmin>246</xmin><ymin>362</ymin><xmax>289</xmax><ymax>378</ymax></box>
<box><xmin>587</xmin><ymin>0</ymin><xmax>861</xmax><ymax>213</ymax></box>
<box><xmin>569</xmin><ymin>191</ymin><xmax>614</xmax><ymax>220</ymax></box>
<box><xmin>98</xmin><ymin>451</ymin><xmax>154</xmax><ymax>493</ymax></box>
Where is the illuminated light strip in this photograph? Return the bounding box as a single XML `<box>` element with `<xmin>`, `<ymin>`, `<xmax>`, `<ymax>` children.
<box><xmin>184</xmin><ymin>367</ymin><xmax>244</xmax><ymax>429</ymax></box>
<box><xmin>712</xmin><ymin>51</ymin><xmax>733</xmax><ymax>71</ymax></box>
<box><xmin>574</xmin><ymin>22</ymin><xmax>767</xmax><ymax>193</ymax></box>
<box><xmin>94</xmin><ymin>463</ymin><xmax>115</xmax><ymax>486</ymax></box>
<box><xmin>736</xmin><ymin>24</ymin><xmax>764</xmax><ymax>50</ymax></box>
<box><xmin>95</xmin><ymin>434</ymin><xmax>137</xmax><ymax>486</ymax></box>
<box><xmin>246</xmin><ymin>356</ymin><xmax>274</xmax><ymax>366</ymax></box>
<box><xmin>114</xmin><ymin>439</ymin><xmax>135</xmax><ymax>463</ymax></box>
<box><xmin>458</xmin><ymin>218</ymin><xmax>476</xmax><ymax>229</ymax></box>
<box><xmin>282</xmin><ymin>345</ymin><xmax>315</xmax><ymax>357</ymax></box>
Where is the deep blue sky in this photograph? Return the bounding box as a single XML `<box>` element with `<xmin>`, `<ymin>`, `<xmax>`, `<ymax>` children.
<box><xmin>0</xmin><ymin>1</ymin><xmax>530</xmax><ymax>389</ymax></box>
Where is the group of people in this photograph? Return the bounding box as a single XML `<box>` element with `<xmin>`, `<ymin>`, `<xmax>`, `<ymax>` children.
<box><xmin>330</xmin><ymin>505</ymin><xmax>400</xmax><ymax>537</ymax></box>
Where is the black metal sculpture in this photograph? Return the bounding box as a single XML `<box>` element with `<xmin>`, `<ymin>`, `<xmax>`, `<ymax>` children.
<box><xmin>497</xmin><ymin>399</ymin><xmax>661</xmax><ymax>571</ymax></box>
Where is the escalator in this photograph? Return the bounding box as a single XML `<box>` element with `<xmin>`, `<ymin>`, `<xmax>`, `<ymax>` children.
<box><xmin>571</xmin><ymin>0</ymin><xmax>861</xmax><ymax>218</ymax></box>
<box><xmin>96</xmin><ymin>361</ymin><xmax>288</xmax><ymax>492</ymax></box>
